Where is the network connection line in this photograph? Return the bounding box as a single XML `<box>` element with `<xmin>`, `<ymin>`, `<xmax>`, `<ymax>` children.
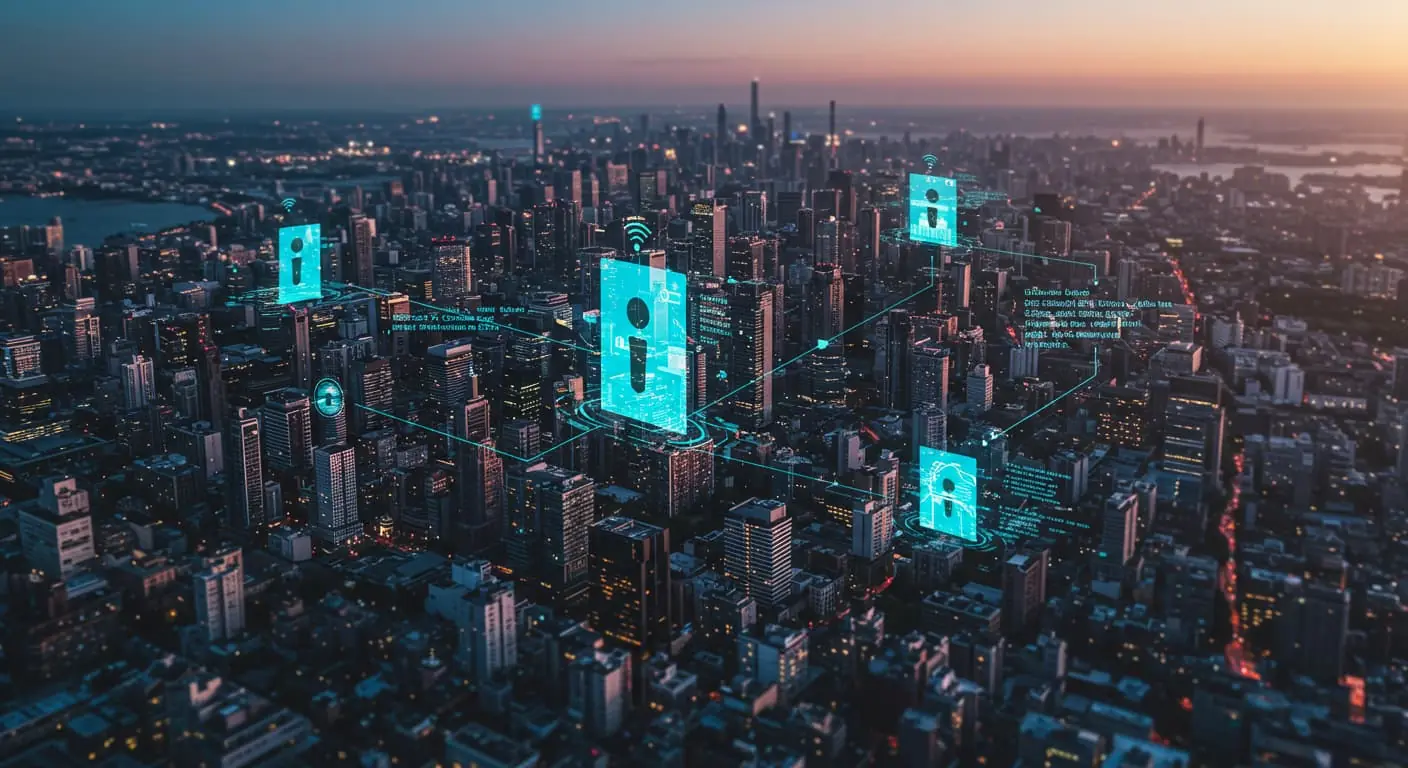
<box><xmin>689</xmin><ymin>347</ymin><xmax>816</xmax><ymax>417</ymax></box>
<box><xmin>988</xmin><ymin>350</ymin><xmax>1101</xmax><ymax>441</ymax></box>
<box><xmin>334</xmin><ymin>282</ymin><xmax>599</xmax><ymax>355</ymax></box>
<box><xmin>830</xmin><ymin>283</ymin><xmax>935</xmax><ymax>342</ymax></box>
<box><xmin>356</xmin><ymin>403</ymin><xmax>601</xmax><ymax>463</ymax></box>
<box><xmin>965</xmin><ymin>243</ymin><xmax>1102</xmax><ymax>273</ymax></box>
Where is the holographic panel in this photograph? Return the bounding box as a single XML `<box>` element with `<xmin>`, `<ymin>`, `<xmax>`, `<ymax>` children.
<box><xmin>908</xmin><ymin>173</ymin><xmax>958</xmax><ymax>246</ymax></box>
<box><xmin>600</xmin><ymin>258</ymin><xmax>687</xmax><ymax>434</ymax></box>
<box><xmin>531</xmin><ymin>104</ymin><xmax>543</xmax><ymax>121</ymax></box>
<box><xmin>278</xmin><ymin>224</ymin><xmax>322</xmax><ymax>304</ymax></box>
<box><xmin>919</xmin><ymin>445</ymin><xmax>979</xmax><ymax>542</ymax></box>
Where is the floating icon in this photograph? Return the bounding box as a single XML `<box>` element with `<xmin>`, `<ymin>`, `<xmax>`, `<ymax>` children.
<box><xmin>531</xmin><ymin>103</ymin><xmax>542</xmax><ymax>121</ymax></box>
<box><xmin>313</xmin><ymin>377</ymin><xmax>345</xmax><ymax>418</ymax></box>
<box><xmin>280</xmin><ymin>197</ymin><xmax>296</xmax><ymax>213</ymax></box>
<box><xmin>919</xmin><ymin>446</ymin><xmax>979</xmax><ymax>542</ymax></box>
<box><xmin>600</xmin><ymin>258</ymin><xmax>687</xmax><ymax>434</ymax></box>
<box><xmin>716</xmin><ymin>370</ymin><xmax>728</xmax><ymax>380</ymax></box>
<box><xmin>624</xmin><ymin>220</ymin><xmax>652</xmax><ymax>253</ymax></box>
<box><xmin>278</xmin><ymin>223</ymin><xmax>322</xmax><ymax>304</ymax></box>
<box><xmin>922</xmin><ymin>153</ymin><xmax>938</xmax><ymax>172</ymax></box>
<box><xmin>908</xmin><ymin>173</ymin><xmax>957</xmax><ymax>247</ymax></box>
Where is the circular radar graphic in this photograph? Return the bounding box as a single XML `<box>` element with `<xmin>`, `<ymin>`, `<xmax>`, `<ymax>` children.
<box><xmin>895</xmin><ymin>506</ymin><xmax>1001</xmax><ymax>552</ymax></box>
<box><xmin>313</xmin><ymin>378</ymin><xmax>345</xmax><ymax>418</ymax></box>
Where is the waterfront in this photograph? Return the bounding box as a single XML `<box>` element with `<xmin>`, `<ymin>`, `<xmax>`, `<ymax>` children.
<box><xmin>0</xmin><ymin>196</ymin><xmax>215</xmax><ymax>247</ymax></box>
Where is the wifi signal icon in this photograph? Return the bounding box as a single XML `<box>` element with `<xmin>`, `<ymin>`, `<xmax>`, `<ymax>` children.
<box><xmin>280</xmin><ymin>198</ymin><xmax>296</xmax><ymax>213</ymax></box>
<box><xmin>624</xmin><ymin>221</ymin><xmax>652</xmax><ymax>253</ymax></box>
<box><xmin>922</xmin><ymin>154</ymin><xmax>938</xmax><ymax>172</ymax></box>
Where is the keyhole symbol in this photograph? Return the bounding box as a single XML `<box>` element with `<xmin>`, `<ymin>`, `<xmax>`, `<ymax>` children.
<box><xmin>942</xmin><ymin>476</ymin><xmax>956</xmax><ymax>518</ymax></box>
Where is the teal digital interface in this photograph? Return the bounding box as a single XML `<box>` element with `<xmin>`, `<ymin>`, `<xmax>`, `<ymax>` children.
<box><xmin>278</xmin><ymin>223</ymin><xmax>322</xmax><ymax>304</ymax></box>
<box><xmin>919</xmin><ymin>445</ymin><xmax>980</xmax><ymax>542</ymax></box>
<box><xmin>908</xmin><ymin>173</ymin><xmax>958</xmax><ymax>246</ymax></box>
<box><xmin>599</xmin><ymin>258</ymin><xmax>688</xmax><ymax>434</ymax></box>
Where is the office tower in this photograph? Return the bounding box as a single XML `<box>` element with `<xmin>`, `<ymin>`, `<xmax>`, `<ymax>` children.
<box><xmin>376</xmin><ymin>292</ymin><xmax>410</xmax><ymax>359</ymax></box>
<box><xmin>348</xmin><ymin>213</ymin><xmax>375</xmax><ymax>286</ymax></box>
<box><xmin>314</xmin><ymin>443</ymin><xmax>360</xmax><ymax>546</ymax></box>
<box><xmin>858</xmin><ymin>206</ymin><xmax>881</xmax><ymax>275</ymax></box>
<box><xmin>1003</xmin><ymin>548</ymin><xmax>1047</xmax><ymax>638</ymax></box>
<box><xmin>61</xmin><ymin>299</ymin><xmax>101</xmax><ymax>364</ymax></box>
<box><xmin>578</xmin><ymin>245</ymin><xmax>619</xmax><ymax>310</ymax></box>
<box><xmin>911</xmin><ymin>403</ymin><xmax>947</xmax><ymax>454</ymax></box>
<box><xmin>532</xmin><ymin>107</ymin><xmax>544</xmax><ymax>163</ymax></box>
<box><xmin>690</xmin><ymin>201</ymin><xmax>727</xmax><ymax>277</ymax></box>
<box><xmin>726</xmin><ymin>281</ymin><xmax>774</xmax><ymax>427</ymax></box>
<box><xmin>120</xmin><ymin>354</ymin><xmax>155</xmax><ymax>410</ymax></box>
<box><xmin>287</xmin><ymin>306</ymin><xmax>312</xmax><ymax>392</ymax></box>
<box><xmin>590</xmin><ymin>516</ymin><xmax>671</xmax><ymax>649</ymax></box>
<box><xmin>1095</xmin><ymin>385</ymin><xmax>1149</xmax><ymax>448</ymax></box>
<box><xmin>726</xmin><ymin>236</ymin><xmax>764</xmax><ymax>283</ymax></box>
<box><xmin>805</xmin><ymin>264</ymin><xmax>846</xmax><ymax>405</ymax></box>
<box><xmin>348</xmin><ymin>357</ymin><xmax>392</xmax><ymax>434</ymax></box>
<box><xmin>881</xmin><ymin>310</ymin><xmax>913</xmax><ymax>409</ymax></box>
<box><xmin>453</xmin><ymin>394</ymin><xmax>492</xmax><ymax>445</ymax></box>
<box><xmin>966</xmin><ymin>364</ymin><xmax>994</xmax><ymax>411</ymax></box>
<box><xmin>826</xmin><ymin>169</ymin><xmax>856</xmax><ymax>222</ymax></box>
<box><xmin>750</xmin><ymin>78</ymin><xmax>760</xmax><ymax>138</ymax></box>
<box><xmin>910</xmin><ymin>339</ymin><xmax>950</xmax><ymax>409</ymax></box>
<box><xmin>0</xmin><ymin>332</ymin><xmax>42</xmax><ymax>378</ymax></box>
<box><xmin>948</xmin><ymin>261</ymin><xmax>972</xmax><ymax>311</ymax></box>
<box><xmin>169</xmin><ymin>420</ymin><xmax>223</xmax><ymax>479</ymax></box>
<box><xmin>738</xmin><ymin>190</ymin><xmax>767</xmax><ymax>233</ymax></box>
<box><xmin>505</xmin><ymin>462</ymin><xmax>595</xmax><ymax>612</ymax></box>
<box><xmin>796</xmin><ymin>207</ymin><xmax>816</xmax><ymax>248</ymax></box>
<box><xmin>1196</xmin><ymin>117</ymin><xmax>1206</xmax><ymax>159</ymax></box>
<box><xmin>828</xmin><ymin>100</ymin><xmax>838</xmax><ymax>167</ymax></box>
<box><xmin>814</xmin><ymin>217</ymin><xmax>841</xmax><ymax>264</ymax></box>
<box><xmin>738</xmin><ymin>624</ymin><xmax>808</xmax><ymax>695</ymax></box>
<box><xmin>44</xmin><ymin>216</ymin><xmax>63</xmax><ymax>254</ymax></box>
<box><xmin>1101</xmin><ymin>492</ymin><xmax>1139</xmax><ymax>565</ymax></box>
<box><xmin>782</xmin><ymin>110</ymin><xmax>792</xmax><ymax>145</ymax></box>
<box><xmin>426</xmin><ymin>339</ymin><xmax>476</xmax><ymax>412</ymax></box>
<box><xmin>1038</xmin><ymin>219</ymin><xmax>1072</xmax><ymax>258</ymax></box>
<box><xmin>441</xmin><ymin>561</ymin><xmax>518</xmax><ymax>681</ymax></box>
<box><xmin>835</xmin><ymin>427</ymin><xmax>863</xmax><ymax>473</ymax></box>
<box><xmin>260</xmin><ymin>388</ymin><xmax>314</xmax><ymax>473</ymax></box>
<box><xmin>193</xmin><ymin>546</ymin><xmax>245</xmax><ymax>642</ymax></box>
<box><xmin>1209</xmin><ymin>315</ymin><xmax>1245</xmax><ymax>350</ymax></box>
<box><xmin>851</xmin><ymin>500</ymin><xmax>894</xmax><ymax>560</ymax></box>
<box><xmin>724</xmin><ymin>498</ymin><xmax>791</xmax><ymax>608</ymax></box>
<box><xmin>776</xmin><ymin>191</ymin><xmax>803</xmax><ymax>229</ymax></box>
<box><xmin>501</xmin><ymin>419</ymin><xmax>541</xmax><ymax>460</ymax></box>
<box><xmin>1164</xmin><ymin>397</ymin><xmax>1225</xmax><ymax>489</ymax></box>
<box><xmin>569</xmin><ymin>647</ymin><xmax>633</xmax><ymax>737</ymax></box>
<box><xmin>19</xmin><ymin>476</ymin><xmax>95</xmax><ymax>579</ymax></box>
<box><xmin>226</xmin><ymin>407</ymin><xmax>265</xmax><ymax>528</ymax></box>
<box><xmin>433</xmin><ymin>240</ymin><xmax>472</xmax><ymax>305</ymax></box>
<box><xmin>1394</xmin><ymin>350</ymin><xmax>1408</xmax><ymax>402</ymax></box>
<box><xmin>715</xmin><ymin>103</ymin><xmax>728</xmax><ymax>159</ymax></box>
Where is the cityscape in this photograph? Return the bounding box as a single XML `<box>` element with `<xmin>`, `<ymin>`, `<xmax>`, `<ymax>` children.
<box><xmin>2</xmin><ymin>6</ymin><xmax>1408</xmax><ymax>767</ymax></box>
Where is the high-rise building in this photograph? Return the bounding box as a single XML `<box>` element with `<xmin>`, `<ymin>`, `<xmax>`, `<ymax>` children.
<box><xmin>1095</xmin><ymin>385</ymin><xmax>1150</xmax><ymax>449</ymax></box>
<box><xmin>193</xmin><ymin>546</ymin><xmax>245</xmax><ymax>642</ymax></box>
<box><xmin>1003</xmin><ymin>547</ymin><xmax>1048</xmax><ymax>638</ymax></box>
<box><xmin>726</xmin><ymin>235</ymin><xmax>764</xmax><ymax>283</ymax></box>
<box><xmin>806</xmin><ymin>264</ymin><xmax>846</xmax><ymax>404</ymax></box>
<box><xmin>911</xmin><ymin>403</ymin><xmax>947</xmax><ymax>454</ymax></box>
<box><xmin>120</xmin><ymin>354</ymin><xmax>156</xmax><ymax>410</ymax></box>
<box><xmin>433</xmin><ymin>240</ymin><xmax>472</xmax><ymax>306</ymax></box>
<box><xmin>881</xmin><ymin>310</ymin><xmax>913</xmax><ymax>409</ymax></box>
<box><xmin>505</xmin><ymin>462</ymin><xmax>596</xmax><ymax>612</ymax></box>
<box><xmin>726</xmin><ymin>281</ymin><xmax>774</xmax><ymax>427</ymax></box>
<box><xmin>348</xmin><ymin>213</ymin><xmax>376</xmax><ymax>286</ymax></box>
<box><xmin>909</xmin><ymin>339</ymin><xmax>951</xmax><ymax>409</ymax></box>
<box><xmin>349</xmin><ymin>357</ymin><xmax>392</xmax><ymax>434</ymax></box>
<box><xmin>226</xmin><ymin>407</ymin><xmax>264</xmax><ymax>528</ymax></box>
<box><xmin>737</xmin><ymin>191</ymin><xmax>768</xmax><ymax>234</ymax></box>
<box><xmin>1100</xmin><ymin>492</ymin><xmax>1139</xmax><ymax>565</ymax></box>
<box><xmin>568</xmin><ymin>647</ymin><xmax>633</xmax><ymax>737</ymax></box>
<box><xmin>433</xmin><ymin>561</ymin><xmax>518</xmax><ymax>682</ymax></box>
<box><xmin>290</xmin><ymin>307</ymin><xmax>312</xmax><ymax>393</ymax></box>
<box><xmin>690</xmin><ymin>201</ymin><xmax>727</xmax><ymax>277</ymax></box>
<box><xmin>1277</xmin><ymin>583</ymin><xmax>1350</xmax><ymax>685</ymax></box>
<box><xmin>19</xmin><ymin>476</ymin><xmax>94</xmax><ymax>579</ymax></box>
<box><xmin>590</xmin><ymin>516</ymin><xmax>672</xmax><ymax>649</ymax></box>
<box><xmin>738</xmin><ymin>624</ymin><xmax>808</xmax><ymax>695</ymax></box>
<box><xmin>314</xmin><ymin>443</ymin><xmax>360</xmax><ymax>546</ymax></box>
<box><xmin>851</xmin><ymin>500</ymin><xmax>894</xmax><ymax>560</ymax></box>
<box><xmin>260</xmin><ymin>388</ymin><xmax>314</xmax><ymax>472</ymax></box>
<box><xmin>0</xmin><ymin>332</ymin><xmax>42</xmax><ymax>378</ymax></box>
<box><xmin>426</xmin><ymin>339</ymin><xmax>477</xmax><ymax>412</ymax></box>
<box><xmin>967</xmin><ymin>364</ymin><xmax>994</xmax><ymax>411</ymax></box>
<box><xmin>724</xmin><ymin>498</ymin><xmax>791</xmax><ymax>608</ymax></box>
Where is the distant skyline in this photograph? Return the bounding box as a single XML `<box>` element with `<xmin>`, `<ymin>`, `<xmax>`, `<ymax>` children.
<box><xmin>5</xmin><ymin>0</ymin><xmax>1407</xmax><ymax>112</ymax></box>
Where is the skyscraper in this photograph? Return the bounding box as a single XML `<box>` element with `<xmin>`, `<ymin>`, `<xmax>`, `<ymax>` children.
<box><xmin>726</xmin><ymin>236</ymin><xmax>764</xmax><ymax>283</ymax></box>
<box><xmin>967</xmin><ymin>364</ymin><xmax>994</xmax><ymax>411</ymax></box>
<box><xmin>851</xmin><ymin>500</ymin><xmax>894</xmax><ymax>560</ymax></box>
<box><xmin>194</xmin><ymin>546</ymin><xmax>245</xmax><ymax>642</ymax></box>
<box><xmin>348</xmin><ymin>213</ymin><xmax>376</xmax><ymax>286</ymax></box>
<box><xmin>750</xmin><ymin>78</ymin><xmax>760</xmax><ymax>139</ymax></box>
<box><xmin>726</xmin><ymin>281</ymin><xmax>774</xmax><ymax>427</ymax></box>
<box><xmin>909</xmin><ymin>339</ymin><xmax>950</xmax><ymax>409</ymax></box>
<box><xmin>433</xmin><ymin>239</ymin><xmax>472</xmax><ymax>306</ymax></box>
<box><xmin>226</xmin><ymin>407</ymin><xmax>264</xmax><ymax>529</ymax></box>
<box><xmin>590</xmin><ymin>516</ymin><xmax>671</xmax><ymax>650</ymax></box>
<box><xmin>806</xmin><ymin>264</ymin><xmax>846</xmax><ymax>405</ymax></box>
<box><xmin>314</xmin><ymin>443</ymin><xmax>360</xmax><ymax>546</ymax></box>
<box><xmin>120</xmin><ymin>354</ymin><xmax>155</xmax><ymax>410</ymax></box>
<box><xmin>19</xmin><ymin>476</ymin><xmax>95</xmax><ymax>580</ymax></box>
<box><xmin>505</xmin><ymin>462</ymin><xmax>596</xmax><ymax>612</ymax></box>
<box><xmin>291</xmin><ymin>306</ymin><xmax>312</xmax><ymax>393</ymax></box>
<box><xmin>690</xmin><ymin>201</ymin><xmax>727</xmax><ymax>277</ymax></box>
<box><xmin>724</xmin><ymin>498</ymin><xmax>791</xmax><ymax>608</ymax></box>
<box><xmin>349</xmin><ymin>357</ymin><xmax>392</xmax><ymax>434</ymax></box>
<box><xmin>881</xmin><ymin>310</ymin><xmax>913</xmax><ymax>409</ymax></box>
<box><xmin>1003</xmin><ymin>547</ymin><xmax>1048</xmax><ymax>638</ymax></box>
<box><xmin>426</xmin><ymin>339</ymin><xmax>477</xmax><ymax>412</ymax></box>
<box><xmin>715</xmin><ymin>103</ymin><xmax>728</xmax><ymax>160</ymax></box>
<box><xmin>260</xmin><ymin>388</ymin><xmax>314</xmax><ymax>472</ymax></box>
<box><xmin>1100</xmin><ymin>492</ymin><xmax>1139</xmax><ymax>565</ymax></box>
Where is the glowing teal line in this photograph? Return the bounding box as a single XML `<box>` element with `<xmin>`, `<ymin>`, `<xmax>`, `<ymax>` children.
<box><xmin>356</xmin><ymin>403</ymin><xmax>599</xmax><ymax>463</ymax></box>
<box><xmin>965</xmin><ymin>244</ymin><xmax>1101</xmax><ymax>271</ymax></box>
<box><xmin>989</xmin><ymin>350</ymin><xmax>1101</xmax><ymax>440</ymax></box>
<box><xmin>334</xmin><ymin>282</ymin><xmax>598</xmax><ymax>355</ymax></box>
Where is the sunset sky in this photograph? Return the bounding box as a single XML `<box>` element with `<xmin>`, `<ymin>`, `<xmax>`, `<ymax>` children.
<box><xmin>4</xmin><ymin>0</ymin><xmax>1406</xmax><ymax>111</ymax></box>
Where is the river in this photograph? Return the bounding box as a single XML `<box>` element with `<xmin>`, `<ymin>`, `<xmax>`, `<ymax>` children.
<box><xmin>0</xmin><ymin>196</ymin><xmax>216</xmax><ymax>248</ymax></box>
